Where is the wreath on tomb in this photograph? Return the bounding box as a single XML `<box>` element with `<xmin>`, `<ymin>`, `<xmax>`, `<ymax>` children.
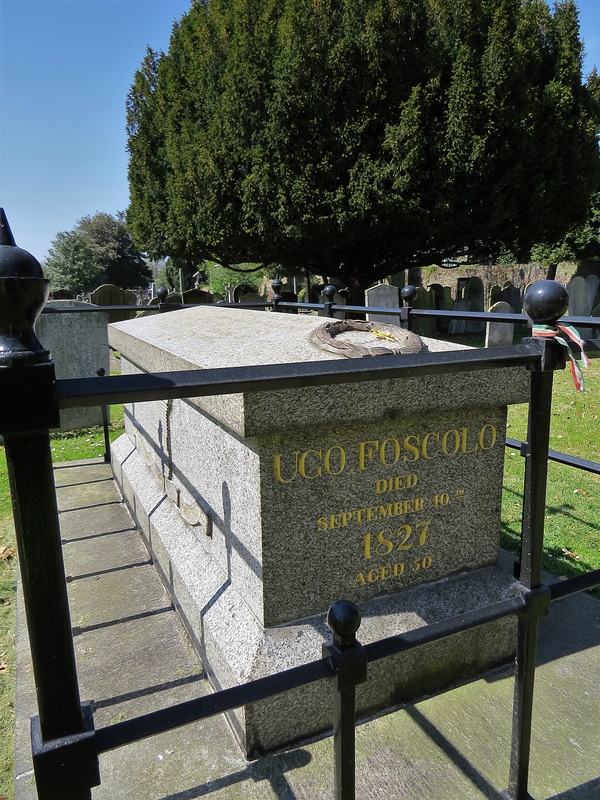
<box><xmin>309</xmin><ymin>319</ymin><xmax>427</xmax><ymax>358</ymax></box>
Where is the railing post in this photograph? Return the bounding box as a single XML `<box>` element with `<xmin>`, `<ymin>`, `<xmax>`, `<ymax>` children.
<box><xmin>400</xmin><ymin>285</ymin><xmax>417</xmax><ymax>331</ymax></box>
<box><xmin>323</xmin><ymin>601</ymin><xmax>367</xmax><ymax>800</ymax></box>
<box><xmin>96</xmin><ymin>367</ymin><xmax>111</xmax><ymax>463</ymax></box>
<box><xmin>271</xmin><ymin>273</ymin><xmax>284</xmax><ymax>312</ymax></box>
<box><xmin>0</xmin><ymin>210</ymin><xmax>99</xmax><ymax>799</ymax></box>
<box><xmin>323</xmin><ymin>283</ymin><xmax>337</xmax><ymax>318</ymax></box>
<box><xmin>501</xmin><ymin>280</ymin><xmax>567</xmax><ymax>800</ymax></box>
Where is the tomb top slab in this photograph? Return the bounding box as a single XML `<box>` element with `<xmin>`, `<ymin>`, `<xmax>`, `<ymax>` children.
<box><xmin>109</xmin><ymin>306</ymin><xmax>530</xmax><ymax>437</ymax></box>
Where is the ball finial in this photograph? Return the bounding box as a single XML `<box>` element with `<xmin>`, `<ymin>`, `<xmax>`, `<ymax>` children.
<box><xmin>523</xmin><ymin>280</ymin><xmax>569</xmax><ymax>325</ymax></box>
<box><xmin>0</xmin><ymin>209</ymin><xmax>50</xmax><ymax>364</ymax></box>
<box><xmin>323</xmin><ymin>284</ymin><xmax>337</xmax><ymax>301</ymax></box>
<box><xmin>401</xmin><ymin>285</ymin><xmax>417</xmax><ymax>306</ymax></box>
<box><xmin>327</xmin><ymin>600</ymin><xmax>361</xmax><ymax>646</ymax></box>
<box><xmin>156</xmin><ymin>286</ymin><xmax>168</xmax><ymax>302</ymax></box>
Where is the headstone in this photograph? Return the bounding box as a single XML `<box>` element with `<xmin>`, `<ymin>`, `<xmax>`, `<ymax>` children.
<box><xmin>485</xmin><ymin>301</ymin><xmax>516</xmax><ymax>348</ymax></box>
<box><xmin>239</xmin><ymin>291</ymin><xmax>266</xmax><ymax>310</ymax></box>
<box><xmin>489</xmin><ymin>285</ymin><xmax>502</xmax><ymax>306</ymax></box>
<box><xmin>448</xmin><ymin>298</ymin><xmax>470</xmax><ymax>335</ymax></box>
<box><xmin>592</xmin><ymin>302</ymin><xmax>600</xmax><ymax>339</ymax></box>
<box><xmin>110</xmin><ymin>307</ymin><xmax>529</xmax><ymax>756</ymax></box>
<box><xmin>365</xmin><ymin>283</ymin><xmax>401</xmax><ymax>326</ymax></box>
<box><xmin>411</xmin><ymin>286</ymin><xmax>437</xmax><ymax>337</ymax></box>
<box><xmin>567</xmin><ymin>276</ymin><xmax>592</xmax><ymax>318</ymax></box>
<box><xmin>36</xmin><ymin>300</ymin><xmax>109</xmax><ymax>430</ymax></box>
<box><xmin>233</xmin><ymin>284</ymin><xmax>255</xmax><ymax>303</ymax></box>
<box><xmin>51</xmin><ymin>289</ymin><xmax>75</xmax><ymax>300</ymax></box>
<box><xmin>585</xmin><ymin>275</ymin><xmax>599</xmax><ymax>311</ymax></box>
<box><xmin>182</xmin><ymin>288</ymin><xmax>213</xmax><ymax>304</ymax></box>
<box><xmin>90</xmin><ymin>283</ymin><xmax>138</xmax><ymax>323</ymax></box>
<box><xmin>318</xmin><ymin>289</ymin><xmax>347</xmax><ymax>319</ymax></box>
<box><xmin>499</xmin><ymin>281</ymin><xmax>522</xmax><ymax>314</ymax></box>
<box><xmin>465</xmin><ymin>277</ymin><xmax>485</xmax><ymax>332</ymax></box>
<box><xmin>429</xmin><ymin>283</ymin><xmax>449</xmax><ymax>334</ymax></box>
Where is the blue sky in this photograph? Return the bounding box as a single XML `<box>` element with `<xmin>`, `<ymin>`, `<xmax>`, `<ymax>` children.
<box><xmin>1</xmin><ymin>0</ymin><xmax>600</xmax><ymax>264</ymax></box>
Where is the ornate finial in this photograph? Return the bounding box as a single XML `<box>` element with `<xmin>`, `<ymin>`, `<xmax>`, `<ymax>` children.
<box><xmin>401</xmin><ymin>285</ymin><xmax>417</xmax><ymax>307</ymax></box>
<box><xmin>523</xmin><ymin>280</ymin><xmax>569</xmax><ymax>326</ymax></box>
<box><xmin>322</xmin><ymin>284</ymin><xmax>337</xmax><ymax>302</ymax></box>
<box><xmin>0</xmin><ymin>209</ymin><xmax>50</xmax><ymax>364</ymax></box>
<box><xmin>327</xmin><ymin>600</ymin><xmax>361</xmax><ymax>648</ymax></box>
<box><xmin>0</xmin><ymin>208</ymin><xmax>17</xmax><ymax>247</ymax></box>
<box><xmin>271</xmin><ymin>273</ymin><xmax>284</xmax><ymax>299</ymax></box>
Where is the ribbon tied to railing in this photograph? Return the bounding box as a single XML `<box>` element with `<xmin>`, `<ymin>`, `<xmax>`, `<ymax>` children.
<box><xmin>532</xmin><ymin>322</ymin><xmax>591</xmax><ymax>390</ymax></box>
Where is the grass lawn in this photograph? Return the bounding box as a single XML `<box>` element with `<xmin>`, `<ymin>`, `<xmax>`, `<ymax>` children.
<box><xmin>0</xmin><ymin>356</ymin><xmax>598</xmax><ymax>799</ymax></box>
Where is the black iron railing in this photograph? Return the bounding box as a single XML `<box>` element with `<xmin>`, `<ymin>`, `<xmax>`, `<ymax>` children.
<box><xmin>1</xmin><ymin>213</ymin><xmax>599</xmax><ymax>800</ymax></box>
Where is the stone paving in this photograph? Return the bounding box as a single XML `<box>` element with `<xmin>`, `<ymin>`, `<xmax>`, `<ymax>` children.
<box><xmin>15</xmin><ymin>459</ymin><xmax>600</xmax><ymax>799</ymax></box>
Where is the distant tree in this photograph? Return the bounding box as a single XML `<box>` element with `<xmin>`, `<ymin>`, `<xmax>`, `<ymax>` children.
<box><xmin>44</xmin><ymin>212</ymin><xmax>152</xmax><ymax>293</ymax></box>
<box><xmin>127</xmin><ymin>0</ymin><xmax>600</xmax><ymax>294</ymax></box>
<box><xmin>157</xmin><ymin>257</ymin><xmax>206</xmax><ymax>292</ymax></box>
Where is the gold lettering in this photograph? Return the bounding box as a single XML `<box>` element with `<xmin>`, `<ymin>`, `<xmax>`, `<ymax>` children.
<box><xmin>359</xmin><ymin>440</ymin><xmax>379</xmax><ymax>470</ymax></box>
<box><xmin>422</xmin><ymin>432</ymin><xmax>440</xmax><ymax>459</ymax></box>
<box><xmin>393</xmin><ymin>561</ymin><xmax>405</xmax><ymax>576</ymax></box>
<box><xmin>381</xmin><ymin>565</ymin><xmax>393</xmax><ymax>580</ymax></box>
<box><xmin>442</xmin><ymin>429</ymin><xmax>460</xmax><ymax>456</ymax></box>
<box><xmin>460</xmin><ymin>427</ymin><xmax>478</xmax><ymax>453</ymax></box>
<box><xmin>367</xmin><ymin>568</ymin><xmax>380</xmax><ymax>583</ymax></box>
<box><xmin>380</xmin><ymin>438</ymin><xmax>400</xmax><ymax>466</ymax></box>
<box><xmin>402</xmin><ymin>435</ymin><xmax>420</xmax><ymax>462</ymax></box>
<box><xmin>415</xmin><ymin>497</ymin><xmax>424</xmax><ymax>511</ymax></box>
<box><xmin>354</xmin><ymin>573</ymin><xmax>366</xmax><ymax>586</ymax></box>
<box><xmin>479</xmin><ymin>424</ymin><xmax>497</xmax><ymax>450</ymax></box>
<box><xmin>329</xmin><ymin>514</ymin><xmax>342</xmax><ymax>529</ymax></box>
<box><xmin>354</xmin><ymin>508</ymin><xmax>365</xmax><ymax>523</ymax></box>
<box><xmin>273</xmin><ymin>451</ymin><xmax>300</xmax><ymax>484</ymax></box>
<box><xmin>341</xmin><ymin>511</ymin><xmax>354</xmax><ymax>527</ymax></box>
<box><xmin>375</xmin><ymin>479</ymin><xmax>388</xmax><ymax>494</ymax></box>
<box><xmin>299</xmin><ymin>449</ymin><xmax>322</xmax><ymax>479</ymax></box>
<box><xmin>407</xmin><ymin>474</ymin><xmax>418</xmax><ymax>488</ymax></box>
<box><xmin>377</xmin><ymin>504</ymin><xmax>394</xmax><ymax>519</ymax></box>
<box><xmin>324</xmin><ymin>446</ymin><xmax>346</xmax><ymax>476</ymax></box>
<box><xmin>317</xmin><ymin>517</ymin><xmax>328</xmax><ymax>531</ymax></box>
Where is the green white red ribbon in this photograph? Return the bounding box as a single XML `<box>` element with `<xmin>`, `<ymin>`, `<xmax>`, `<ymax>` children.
<box><xmin>532</xmin><ymin>323</ymin><xmax>591</xmax><ymax>391</ymax></box>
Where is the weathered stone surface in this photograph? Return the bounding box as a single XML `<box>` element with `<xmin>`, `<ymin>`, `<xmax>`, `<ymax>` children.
<box><xmin>485</xmin><ymin>301</ymin><xmax>516</xmax><ymax>348</ymax></box>
<box><xmin>36</xmin><ymin>300</ymin><xmax>109</xmax><ymax>430</ymax></box>
<box><xmin>365</xmin><ymin>283</ymin><xmax>401</xmax><ymax>326</ymax></box>
<box><xmin>109</xmin><ymin>306</ymin><xmax>530</xmax><ymax>755</ymax></box>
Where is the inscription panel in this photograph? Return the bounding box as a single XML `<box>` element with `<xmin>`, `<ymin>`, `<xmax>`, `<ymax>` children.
<box><xmin>259</xmin><ymin>407</ymin><xmax>507</xmax><ymax>625</ymax></box>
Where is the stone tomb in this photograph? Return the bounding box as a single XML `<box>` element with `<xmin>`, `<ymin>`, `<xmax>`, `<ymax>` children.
<box><xmin>109</xmin><ymin>307</ymin><xmax>530</xmax><ymax>756</ymax></box>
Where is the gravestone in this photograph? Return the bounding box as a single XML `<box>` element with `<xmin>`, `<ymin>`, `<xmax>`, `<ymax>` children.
<box><xmin>90</xmin><ymin>283</ymin><xmax>138</xmax><ymax>323</ymax></box>
<box><xmin>448</xmin><ymin>298</ymin><xmax>470</xmax><ymax>334</ymax></box>
<box><xmin>465</xmin><ymin>277</ymin><xmax>485</xmax><ymax>332</ymax></box>
<box><xmin>36</xmin><ymin>300</ymin><xmax>109</xmax><ymax>430</ymax></box>
<box><xmin>586</xmin><ymin>274</ymin><xmax>599</xmax><ymax>310</ymax></box>
<box><xmin>182</xmin><ymin>288</ymin><xmax>213</xmax><ymax>304</ymax></box>
<box><xmin>485</xmin><ymin>301</ymin><xmax>516</xmax><ymax>348</ymax></box>
<box><xmin>318</xmin><ymin>289</ymin><xmax>347</xmax><ymax>319</ymax></box>
<box><xmin>567</xmin><ymin>276</ymin><xmax>592</xmax><ymax>318</ymax></box>
<box><xmin>411</xmin><ymin>286</ymin><xmax>437</xmax><ymax>337</ymax></box>
<box><xmin>429</xmin><ymin>283</ymin><xmax>449</xmax><ymax>334</ymax></box>
<box><xmin>109</xmin><ymin>308</ymin><xmax>529</xmax><ymax>756</ymax></box>
<box><xmin>499</xmin><ymin>281</ymin><xmax>522</xmax><ymax>314</ymax></box>
<box><xmin>365</xmin><ymin>283</ymin><xmax>401</xmax><ymax>326</ymax></box>
<box><xmin>489</xmin><ymin>285</ymin><xmax>502</xmax><ymax>307</ymax></box>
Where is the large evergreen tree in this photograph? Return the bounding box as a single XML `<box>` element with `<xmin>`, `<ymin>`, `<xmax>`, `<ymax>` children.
<box><xmin>126</xmin><ymin>0</ymin><xmax>600</xmax><ymax>291</ymax></box>
<box><xmin>44</xmin><ymin>212</ymin><xmax>152</xmax><ymax>293</ymax></box>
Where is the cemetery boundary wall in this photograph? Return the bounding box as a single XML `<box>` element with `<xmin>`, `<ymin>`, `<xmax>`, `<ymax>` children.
<box><xmin>4</xmin><ymin>279</ymin><xmax>600</xmax><ymax>800</ymax></box>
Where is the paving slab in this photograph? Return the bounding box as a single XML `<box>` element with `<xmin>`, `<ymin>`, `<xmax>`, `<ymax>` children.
<box><xmin>15</xmin><ymin>459</ymin><xmax>600</xmax><ymax>799</ymax></box>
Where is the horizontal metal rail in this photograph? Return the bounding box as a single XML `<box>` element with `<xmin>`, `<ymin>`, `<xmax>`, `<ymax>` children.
<box><xmin>506</xmin><ymin>437</ymin><xmax>600</xmax><ymax>475</ymax></box>
<box><xmin>94</xmin><ymin>657</ymin><xmax>334</xmax><ymax>753</ymax></box>
<box><xmin>57</xmin><ymin>342</ymin><xmax>542</xmax><ymax>409</ymax></box>
<box><xmin>550</xmin><ymin>569</ymin><xmax>600</xmax><ymax>599</ymax></box>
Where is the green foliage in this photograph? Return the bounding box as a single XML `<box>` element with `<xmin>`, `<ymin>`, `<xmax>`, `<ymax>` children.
<box><xmin>127</xmin><ymin>0</ymin><xmax>600</xmax><ymax>289</ymax></box>
<box><xmin>158</xmin><ymin>257</ymin><xmax>206</xmax><ymax>292</ymax></box>
<box><xmin>530</xmin><ymin>191</ymin><xmax>600</xmax><ymax>264</ymax></box>
<box><xmin>205</xmin><ymin>262</ymin><xmax>267</xmax><ymax>297</ymax></box>
<box><xmin>44</xmin><ymin>212</ymin><xmax>152</xmax><ymax>293</ymax></box>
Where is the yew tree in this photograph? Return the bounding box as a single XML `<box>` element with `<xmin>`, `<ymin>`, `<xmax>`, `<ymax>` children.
<box><xmin>126</xmin><ymin>0</ymin><xmax>600</xmax><ymax>291</ymax></box>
